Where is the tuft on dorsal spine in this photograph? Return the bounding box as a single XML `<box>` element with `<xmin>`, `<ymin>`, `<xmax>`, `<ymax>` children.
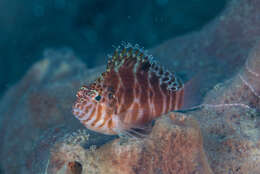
<box><xmin>106</xmin><ymin>41</ymin><xmax>183</xmax><ymax>92</ymax></box>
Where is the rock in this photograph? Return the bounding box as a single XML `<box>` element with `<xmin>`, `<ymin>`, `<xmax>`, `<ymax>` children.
<box><xmin>151</xmin><ymin>0</ymin><xmax>260</xmax><ymax>108</ymax></box>
<box><xmin>193</xmin><ymin>41</ymin><xmax>260</xmax><ymax>174</ymax></box>
<box><xmin>200</xmin><ymin>41</ymin><xmax>260</xmax><ymax>112</ymax></box>
<box><xmin>0</xmin><ymin>49</ymin><xmax>110</xmax><ymax>174</ymax></box>
<box><xmin>47</xmin><ymin>113</ymin><xmax>213</xmax><ymax>174</ymax></box>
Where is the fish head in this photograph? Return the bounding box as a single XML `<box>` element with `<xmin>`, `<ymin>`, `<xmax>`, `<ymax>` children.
<box><xmin>72</xmin><ymin>79</ymin><xmax>118</xmax><ymax>134</ymax></box>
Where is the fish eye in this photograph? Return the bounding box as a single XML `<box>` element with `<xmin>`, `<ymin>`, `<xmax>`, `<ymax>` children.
<box><xmin>94</xmin><ymin>95</ymin><xmax>101</xmax><ymax>101</ymax></box>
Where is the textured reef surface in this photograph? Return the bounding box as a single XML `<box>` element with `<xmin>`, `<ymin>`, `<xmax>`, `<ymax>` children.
<box><xmin>0</xmin><ymin>0</ymin><xmax>260</xmax><ymax>173</ymax></box>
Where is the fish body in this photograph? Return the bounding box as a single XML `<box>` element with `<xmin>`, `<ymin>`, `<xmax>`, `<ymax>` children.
<box><xmin>73</xmin><ymin>43</ymin><xmax>184</xmax><ymax>135</ymax></box>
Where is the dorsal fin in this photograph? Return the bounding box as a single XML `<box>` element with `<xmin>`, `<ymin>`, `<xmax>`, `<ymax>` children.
<box><xmin>90</xmin><ymin>42</ymin><xmax>183</xmax><ymax>94</ymax></box>
<box><xmin>105</xmin><ymin>42</ymin><xmax>183</xmax><ymax>92</ymax></box>
<box><xmin>106</xmin><ymin>42</ymin><xmax>153</xmax><ymax>72</ymax></box>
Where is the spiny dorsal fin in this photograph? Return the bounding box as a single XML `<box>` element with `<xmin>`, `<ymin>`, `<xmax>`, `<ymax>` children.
<box><xmin>106</xmin><ymin>42</ymin><xmax>153</xmax><ymax>72</ymax></box>
<box><xmin>103</xmin><ymin>42</ymin><xmax>183</xmax><ymax>92</ymax></box>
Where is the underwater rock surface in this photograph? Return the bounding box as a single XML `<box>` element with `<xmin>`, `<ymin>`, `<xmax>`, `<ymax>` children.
<box><xmin>0</xmin><ymin>49</ymin><xmax>112</xmax><ymax>173</ymax></box>
<box><xmin>48</xmin><ymin>113</ymin><xmax>213</xmax><ymax>174</ymax></box>
<box><xmin>0</xmin><ymin>0</ymin><xmax>260</xmax><ymax>173</ymax></box>
<box><xmin>151</xmin><ymin>0</ymin><xmax>260</xmax><ymax>108</ymax></box>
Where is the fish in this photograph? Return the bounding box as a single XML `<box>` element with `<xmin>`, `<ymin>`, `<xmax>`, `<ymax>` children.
<box><xmin>72</xmin><ymin>42</ymin><xmax>184</xmax><ymax>136</ymax></box>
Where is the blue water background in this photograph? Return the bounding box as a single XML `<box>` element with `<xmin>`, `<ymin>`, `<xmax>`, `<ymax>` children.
<box><xmin>0</xmin><ymin>0</ymin><xmax>226</xmax><ymax>98</ymax></box>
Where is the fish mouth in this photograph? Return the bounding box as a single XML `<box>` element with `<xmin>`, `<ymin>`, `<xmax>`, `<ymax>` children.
<box><xmin>72</xmin><ymin>108</ymin><xmax>89</xmax><ymax>121</ymax></box>
<box><xmin>72</xmin><ymin>103</ymin><xmax>95</xmax><ymax>121</ymax></box>
<box><xmin>72</xmin><ymin>107</ymin><xmax>82</xmax><ymax>118</ymax></box>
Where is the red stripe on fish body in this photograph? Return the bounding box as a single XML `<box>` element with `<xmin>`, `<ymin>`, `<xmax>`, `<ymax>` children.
<box><xmin>72</xmin><ymin>43</ymin><xmax>184</xmax><ymax>135</ymax></box>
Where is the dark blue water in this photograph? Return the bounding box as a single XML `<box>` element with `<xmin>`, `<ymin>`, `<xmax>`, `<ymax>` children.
<box><xmin>0</xmin><ymin>0</ymin><xmax>227</xmax><ymax>98</ymax></box>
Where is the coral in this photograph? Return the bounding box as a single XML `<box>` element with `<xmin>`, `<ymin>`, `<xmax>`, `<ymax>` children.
<box><xmin>151</xmin><ymin>0</ymin><xmax>260</xmax><ymax>108</ymax></box>
<box><xmin>239</xmin><ymin>42</ymin><xmax>260</xmax><ymax>102</ymax></box>
<box><xmin>0</xmin><ymin>0</ymin><xmax>260</xmax><ymax>173</ymax></box>
<box><xmin>46</xmin><ymin>128</ymin><xmax>90</xmax><ymax>173</ymax></box>
<box><xmin>201</xmin><ymin>41</ymin><xmax>260</xmax><ymax>111</ymax></box>
<box><xmin>181</xmin><ymin>42</ymin><xmax>260</xmax><ymax>174</ymax></box>
<box><xmin>48</xmin><ymin>112</ymin><xmax>213</xmax><ymax>174</ymax></box>
<box><xmin>0</xmin><ymin>49</ymin><xmax>108</xmax><ymax>173</ymax></box>
<box><xmin>47</xmin><ymin>143</ymin><xmax>86</xmax><ymax>174</ymax></box>
<box><xmin>62</xmin><ymin>129</ymin><xmax>90</xmax><ymax>146</ymax></box>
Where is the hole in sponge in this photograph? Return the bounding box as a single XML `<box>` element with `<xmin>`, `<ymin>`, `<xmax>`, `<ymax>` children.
<box><xmin>68</xmin><ymin>161</ymin><xmax>82</xmax><ymax>174</ymax></box>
